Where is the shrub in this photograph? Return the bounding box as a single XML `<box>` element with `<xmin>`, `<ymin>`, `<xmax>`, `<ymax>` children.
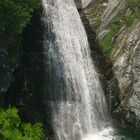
<box><xmin>0</xmin><ymin>108</ymin><xmax>44</xmax><ymax>140</ymax></box>
<box><xmin>123</xmin><ymin>15</ymin><xmax>135</xmax><ymax>27</ymax></box>
<box><xmin>127</xmin><ymin>0</ymin><xmax>140</xmax><ymax>20</ymax></box>
<box><xmin>100</xmin><ymin>32</ymin><xmax>114</xmax><ymax>54</ymax></box>
<box><xmin>0</xmin><ymin>0</ymin><xmax>40</xmax><ymax>33</ymax></box>
<box><xmin>127</xmin><ymin>0</ymin><xmax>140</xmax><ymax>10</ymax></box>
<box><xmin>100</xmin><ymin>19</ymin><xmax>121</xmax><ymax>54</ymax></box>
<box><xmin>92</xmin><ymin>19</ymin><xmax>101</xmax><ymax>29</ymax></box>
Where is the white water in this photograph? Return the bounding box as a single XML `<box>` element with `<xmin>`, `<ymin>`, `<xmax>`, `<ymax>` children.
<box><xmin>42</xmin><ymin>0</ymin><xmax>117</xmax><ymax>140</ymax></box>
<box><xmin>82</xmin><ymin>127</ymin><xmax>116</xmax><ymax>140</ymax></box>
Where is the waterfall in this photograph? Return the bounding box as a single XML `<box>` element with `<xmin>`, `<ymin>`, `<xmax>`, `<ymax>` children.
<box><xmin>42</xmin><ymin>0</ymin><xmax>115</xmax><ymax>140</ymax></box>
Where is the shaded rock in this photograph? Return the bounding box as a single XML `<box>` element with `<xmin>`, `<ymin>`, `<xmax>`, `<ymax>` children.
<box><xmin>0</xmin><ymin>33</ymin><xmax>20</xmax><ymax>97</ymax></box>
<box><xmin>75</xmin><ymin>0</ymin><xmax>92</xmax><ymax>9</ymax></box>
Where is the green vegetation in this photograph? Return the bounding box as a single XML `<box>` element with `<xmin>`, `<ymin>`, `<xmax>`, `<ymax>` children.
<box><xmin>89</xmin><ymin>0</ymin><xmax>140</xmax><ymax>55</ymax></box>
<box><xmin>134</xmin><ymin>8</ymin><xmax>140</xmax><ymax>18</ymax></box>
<box><xmin>123</xmin><ymin>15</ymin><xmax>135</xmax><ymax>27</ymax></box>
<box><xmin>100</xmin><ymin>19</ymin><xmax>121</xmax><ymax>54</ymax></box>
<box><xmin>0</xmin><ymin>108</ymin><xmax>44</xmax><ymax>140</ymax></box>
<box><xmin>100</xmin><ymin>0</ymin><xmax>140</xmax><ymax>54</ymax></box>
<box><xmin>127</xmin><ymin>0</ymin><xmax>140</xmax><ymax>19</ymax></box>
<box><xmin>127</xmin><ymin>0</ymin><xmax>140</xmax><ymax>10</ymax></box>
<box><xmin>92</xmin><ymin>19</ymin><xmax>101</xmax><ymax>30</ymax></box>
<box><xmin>0</xmin><ymin>0</ymin><xmax>41</xmax><ymax>74</ymax></box>
<box><xmin>0</xmin><ymin>1</ymin><xmax>44</xmax><ymax>139</ymax></box>
<box><xmin>0</xmin><ymin>0</ymin><xmax>40</xmax><ymax>33</ymax></box>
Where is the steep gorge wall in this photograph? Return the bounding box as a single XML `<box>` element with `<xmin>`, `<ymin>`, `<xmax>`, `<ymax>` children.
<box><xmin>111</xmin><ymin>19</ymin><xmax>140</xmax><ymax>128</ymax></box>
<box><xmin>84</xmin><ymin>0</ymin><xmax>140</xmax><ymax>129</ymax></box>
<box><xmin>0</xmin><ymin>33</ymin><xmax>21</xmax><ymax>104</ymax></box>
<box><xmin>0</xmin><ymin>1</ymin><xmax>41</xmax><ymax>106</ymax></box>
<box><xmin>1</xmin><ymin>0</ymin><xmax>140</xmax><ymax>131</ymax></box>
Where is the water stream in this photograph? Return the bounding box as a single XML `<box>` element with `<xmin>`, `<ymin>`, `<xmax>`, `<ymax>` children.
<box><xmin>42</xmin><ymin>0</ymin><xmax>118</xmax><ymax>140</ymax></box>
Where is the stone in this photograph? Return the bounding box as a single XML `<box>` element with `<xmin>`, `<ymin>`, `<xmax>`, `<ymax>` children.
<box><xmin>111</xmin><ymin>16</ymin><xmax>140</xmax><ymax>129</ymax></box>
<box><xmin>75</xmin><ymin>0</ymin><xmax>92</xmax><ymax>9</ymax></box>
<box><xmin>102</xmin><ymin>2</ymin><xmax>107</xmax><ymax>7</ymax></box>
<box><xmin>84</xmin><ymin>0</ymin><xmax>140</xmax><ymax>129</ymax></box>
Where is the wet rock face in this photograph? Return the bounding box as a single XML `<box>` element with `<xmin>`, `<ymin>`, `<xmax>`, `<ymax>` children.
<box><xmin>111</xmin><ymin>21</ymin><xmax>140</xmax><ymax>128</ymax></box>
<box><xmin>0</xmin><ymin>47</ymin><xmax>11</xmax><ymax>92</ymax></box>
<box><xmin>130</xmin><ymin>37</ymin><xmax>140</xmax><ymax>122</ymax></box>
<box><xmin>84</xmin><ymin>0</ymin><xmax>140</xmax><ymax>129</ymax></box>
<box><xmin>100</xmin><ymin>0</ymin><xmax>140</xmax><ymax>128</ymax></box>
<box><xmin>0</xmin><ymin>33</ymin><xmax>20</xmax><ymax>97</ymax></box>
<box><xmin>75</xmin><ymin>0</ymin><xmax>92</xmax><ymax>9</ymax></box>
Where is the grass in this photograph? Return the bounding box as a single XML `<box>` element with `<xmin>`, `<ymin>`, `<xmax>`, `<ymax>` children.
<box><xmin>100</xmin><ymin>19</ymin><xmax>121</xmax><ymax>54</ymax></box>
<box><xmin>99</xmin><ymin>3</ymin><xmax>139</xmax><ymax>54</ymax></box>
<box><xmin>92</xmin><ymin>19</ymin><xmax>101</xmax><ymax>29</ymax></box>
<box><xmin>89</xmin><ymin>0</ymin><xmax>140</xmax><ymax>55</ymax></box>
<box><xmin>100</xmin><ymin>32</ymin><xmax>114</xmax><ymax>54</ymax></box>
<box><xmin>127</xmin><ymin>0</ymin><xmax>140</xmax><ymax>19</ymax></box>
<box><xmin>123</xmin><ymin>15</ymin><xmax>135</xmax><ymax>27</ymax></box>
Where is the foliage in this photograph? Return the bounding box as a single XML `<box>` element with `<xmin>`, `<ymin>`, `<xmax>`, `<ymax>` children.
<box><xmin>0</xmin><ymin>108</ymin><xmax>44</xmax><ymax>140</ymax></box>
<box><xmin>0</xmin><ymin>0</ymin><xmax>40</xmax><ymax>33</ymax></box>
<box><xmin>100</xmin><ymin>19</ymin><xmax>121</xmax><ymax>54</ymax></box>
<box><xmin>92</xmin><ymin>19</ymin><xmax>101</xmax><ymax>30</ymax></box>
<box><xmin>134</xmin><ymin>8</ymin><xmax>140</xmax><ymax>18</ymax></box>
<box><xmin>127</xmin><ymin>0</ymin><xmax>140</xmax><ymax>10</ymax></box>
<box><xmin>123</xmin><ymin>15</ymin><xmax>135</xmax><ymax>27</ymax></box>
<box><xmin>91</xmin><ymin>0</ymin><xmax>140</xmax><ymax>55</ymax></box>
<box><xmin>127</xmin><ymin>0</ymin><xmax>140</xmax><ymax>19</ymax></box>
<box><xmin>100</xmin><ymin>0</ymin><xmax>140</xmax><ymax>54</ymax></box>
<box><xmin>110</xmin><ymin>20</ymin><xmax>121</xmax><ymax>32</ymax></box>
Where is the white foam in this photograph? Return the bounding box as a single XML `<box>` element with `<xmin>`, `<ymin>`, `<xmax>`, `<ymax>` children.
<box><xmin>82</xmin><ymin>127</ymin><xmax>118</xmax><ymax>140</ymax></box>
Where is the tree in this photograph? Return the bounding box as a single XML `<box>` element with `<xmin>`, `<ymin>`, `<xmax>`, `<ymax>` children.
<box><xmin>0</xmin><ymin>0</ymin><xmax>40</xmax><ymax>33</ymax></box>
<box><xmin>0</xmin><ymin>108</ymin><xmax>44</xmax><ymax>140</ymax></box>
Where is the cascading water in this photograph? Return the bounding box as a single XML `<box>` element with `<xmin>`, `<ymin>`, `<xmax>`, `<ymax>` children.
<box><xmin>42</xmin><ymin>0</ymin><xmax>116</xmax><ymax>140</ymax></box>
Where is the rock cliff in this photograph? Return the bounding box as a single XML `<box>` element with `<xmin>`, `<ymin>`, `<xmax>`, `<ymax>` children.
<box><xmin>0</xmin><ymin>33</ymin><xmax>21</xmax><ymax>104</ymax></box>
<box><xmin>84</xmin><ymin>0</ymin><xmax>140</xmax><ymax>129</ymax></box>
<box><xmin>1</xmin><ymin>0</ymin><xmax>140</xmax><ymax>131</ymax></box>
<box><xmin>75</xmin><ymin>0</ymin><xmax>92</xmax><ymax>9</ymax></box>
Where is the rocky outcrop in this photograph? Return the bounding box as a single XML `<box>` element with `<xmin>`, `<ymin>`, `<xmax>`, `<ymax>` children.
<box><xmin>84</xmin><ymin>0</ymin><xmax>140</xmax><ymax>129</ymax></box>
<box><xmin>75</xmin><ymin>0</ymin><xmax>92</xmax><ymax>9</ymax></box>
<box><xmin>111</xmin><ymin>20</ymin><xmax>140</xmax><ymax>128</ymax></box>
